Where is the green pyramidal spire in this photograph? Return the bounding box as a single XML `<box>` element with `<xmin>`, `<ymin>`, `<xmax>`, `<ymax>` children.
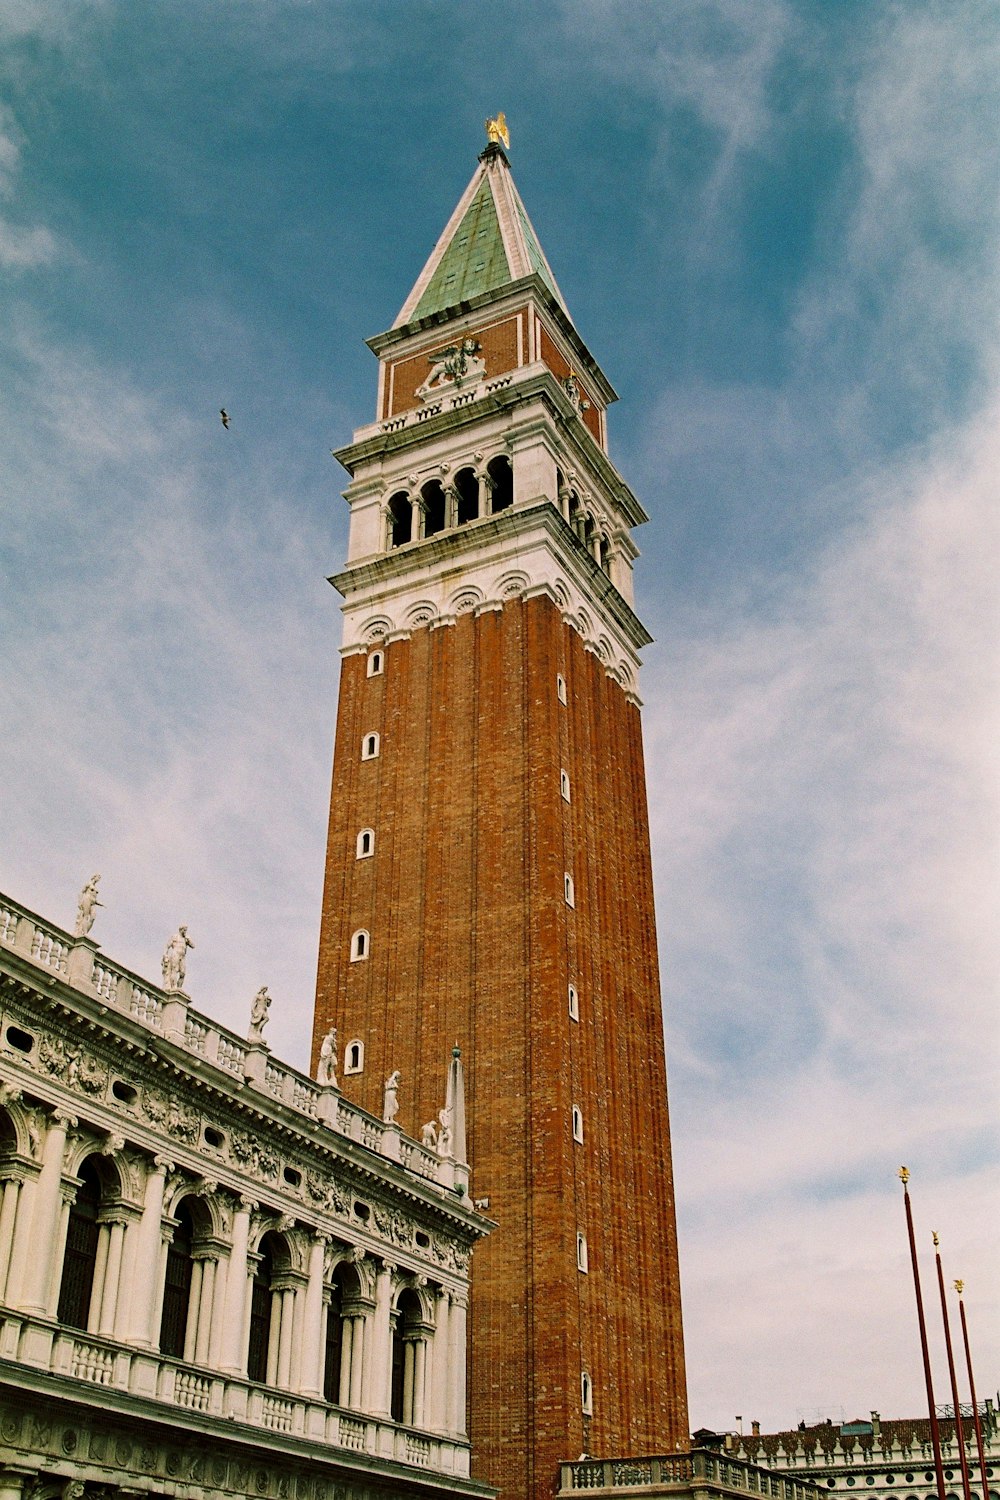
<box><xmin>394</xmin><ymin>142</ymin><xmax>568</xmax><ymax>328</ymax></box>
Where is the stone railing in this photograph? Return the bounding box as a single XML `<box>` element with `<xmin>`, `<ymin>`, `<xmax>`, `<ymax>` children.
<box><xmin>0</xmin><ymin>892</ymin><xmax>468</xmax><ymax>1198</ymax></box>
<box><xmin>559</xmin><ymin>1450</ymin><xmax>827</xmax><ymax>1497</ymax></box>
<box><xmin>0</xmin><ymin>1307</ymin><xmax>470</xmax><ymax>1476</ymax></box>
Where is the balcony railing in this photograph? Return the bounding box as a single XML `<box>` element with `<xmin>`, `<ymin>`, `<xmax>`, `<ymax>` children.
<box><xmin>559</xmin><ymin>1450</ymin><xmax>827</xmax><ymax>1497</ymax></box>
<box><xmin>0</xmin><ymin>1307</ymin><xmax>469</xmax><ymax>1477</ymax></box>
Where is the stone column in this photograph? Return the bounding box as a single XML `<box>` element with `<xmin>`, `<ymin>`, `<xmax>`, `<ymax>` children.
<box><xmin>128</xmin><ymin>1158</ymin><xmax>171</xmax><ymax>1344</ymax></box>
<box><xmin>347</xmin><ymin>1312</ymin><xmax>365</xmax><ymax>1409</ymax></box>
<box><xmin>208</xmin><ymin>1251</ymin><xmax>229</xmax><ymax>1367</ymax></box>
<box><xmin>402</xmin><ymin>1336</ymin><xmax>416</xmax><ymax>1425</ymax></box>
<box><xmin>365</xmin><ymin>1260</ymin><xmax>394</xmax><ymax>1416</ymax></box>
<box><xmin>413</xmin><ymin>497</ymin><xmax>426</xmax><ymax>541</ymax></box>
<box><xmin>220</xmin><ymin>1196</ymin><xmax>255</xmax><ymax>1373</ymax></box>
<box><xmin>150</xmin><ymin>1225</ymin><xmax>171</xmax><ymax>1346</ymax></box>
<box><xmin>447</xmin><ymin>1293</ymin><xmax>468</xmax><ymax>1436</ymax></box>
<box><xmin>2</xmin><ymin>1171</ymin><xmax>36</xmax><ymax>1309</ymax></box>
<box><xmin>479</xmin><ymin>473</ymin><xmax>493</xmax><ymax>517</ymax></box>
<box><xmin>299</xmin><ymin>1234</ymin><xmax>328</xmax><ymax>1398</ymax></box>
<box><xmin>19</xmin><ymin>1110</ymin><xmax>75</xmax><ymax>1312</ymax></box>
<box><xmin>444</xmin><ymin>484</ymin><xmax>458</xmax><ymax>530</ymax></box>
<box><xmin>194</xmin><ymin>1256</ymin><xmax>217</xmax><ymax>1364</ymax></box>
<box><xmin>97</xmin><ymin>1217</ymin><xmax>127</xmax><ymax>1334</ymax></box>
<box><xmin>265</xmin><ymin>1283</ymin><xmax>282</xmax><ymax>1386</ymax></box>
<box><xmin>184</xmin><ymin>1258</ymin><xmax>204</xmax><ymax>1363</ymax></box>
<box><xmin>412</xmin><ymin>1336</ymin><xmax>427</xmax><ymax>1429</ymax></box>
<box><xmin>0</xmin><ymin>1175</ymin><xmax>21</xmax><ymax>1302</ymax></box>
<box><xmin>0</xmin><ymin>1469</ymin><xmax>32</xmax><ymax>1500</ymax></box>
<box><xmin>44</xmin><ymin>1188</ymin><xmax>74</xmax><ymax>1316</ymax></box>
<box><xmin>430</xmin><ymin>1289</ymin><xmax>450</xmax><ymax>1432</ymax></box>
<box><xmin>338</xmin><ymin>1314</ymin><xmax>353</xmax><ymax>1407</ymax></box>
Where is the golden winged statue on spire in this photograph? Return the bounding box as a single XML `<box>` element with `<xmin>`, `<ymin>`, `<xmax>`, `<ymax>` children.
<box><xmin>485</xmin><ymin>112</ymin><xmax>510</xmax><ymax>149</ymax></box>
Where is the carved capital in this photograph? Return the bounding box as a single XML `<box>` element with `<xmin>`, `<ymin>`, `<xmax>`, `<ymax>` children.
<box><xmin>153</xmin><ymin>1155</ymin><xmax>174</xmax><ymax>1174</ymax></box>
<box><xmin>53</xmin><ymin>1110</ymin><xmax>78</xmax><ymax>1131</ymax></box>
<box><xmin>238</xmin><ymin>1193</ymin><xmax>259</xmax><ymax>1214</ymax></box>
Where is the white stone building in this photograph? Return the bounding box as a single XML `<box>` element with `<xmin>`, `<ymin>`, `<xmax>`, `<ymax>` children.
<box><xmin>0</xmin><ymin>887</ymin><xmax>493</xmax><ymax>1500</ymax></box>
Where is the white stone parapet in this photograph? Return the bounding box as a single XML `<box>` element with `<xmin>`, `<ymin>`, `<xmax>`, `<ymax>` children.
<box><xmin>0</xmin><ymin>1306</ymin><xmax>472</xmax><ymax>1475</ymax></box>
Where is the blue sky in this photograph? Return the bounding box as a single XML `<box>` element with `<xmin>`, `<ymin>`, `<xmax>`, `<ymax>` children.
<box><xmin>2</xmin><ymin>0</ymin><xmax>997</xmax><ymax>1434</ymax></box>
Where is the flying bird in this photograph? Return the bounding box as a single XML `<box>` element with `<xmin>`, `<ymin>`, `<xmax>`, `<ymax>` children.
<box><xmin>220</xmin><ymin>408</ymin><xmax>230</xmax><ymax>429</ymax></box>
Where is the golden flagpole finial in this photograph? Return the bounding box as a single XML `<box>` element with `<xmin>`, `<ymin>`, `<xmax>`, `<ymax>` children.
<box><xmin>485</xmin><ymin>112</ymin><xmax>510</xmax><ymax>150</ymax></box>
<box><xmin>932</xmin><ymin>1230</ymin><xmax>940</xmax><ymax>1247</ymax></box>
<box><xmin>898</xmin><ymin>1166</ymin><xmax>910</xmax><ymax>1184</ymax></box>
<box><xmin>954</xmin><ymin>1279</ymin><xmax>964</xmax><ymax>1295</ymax></box>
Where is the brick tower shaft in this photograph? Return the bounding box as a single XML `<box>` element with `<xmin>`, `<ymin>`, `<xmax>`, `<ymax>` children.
<box><xmin>313</xmin><ymin>140</ymin><xmax>688</xmax><ymax>1498</ymax></box>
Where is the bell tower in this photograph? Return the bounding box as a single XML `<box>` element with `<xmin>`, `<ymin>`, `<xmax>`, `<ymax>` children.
<box><xmin>313</xmin><ymin>135</ymin><xmax>688</xmax><ymax>1498</ymax></box>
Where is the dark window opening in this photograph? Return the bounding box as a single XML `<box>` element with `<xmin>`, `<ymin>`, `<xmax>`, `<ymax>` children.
<box><xmin>247</xmin><ymin>1238</ymin><xmax>274</xmax><ymax>1384</ymax></box>
<box><xmin>388</xmin><ymin>491</ymin><xmax>411</xmax><ymax>548</ymax></box>
<box><xmin>159</xmin><ymin>1200</ymin><xmax>194</xmax><ymax>1357</ymax></box>
<box><xmin>112</xmin><ymin>1079</ymin><xmax>137</xmax><ymax>1105</ymax></box>
<box><xmin>323</xmin><ymin>1279</ymin><xmax>343</xmax><ymax>1402</ymax></box>
<box><xmin>5</xmin><ymin>1026</ymin><xmax>33</xmax><ymax>1054</ymax></box>
<box><xmin>57</xmin><ymin>1158</ymin><xmax>102</xmax><ymax>1330</ymax></box>
<box><xmin>487</xmin><ymin>455</ymin><xmax>513</xmax><ymax>513</ymax></box>
<box><xmin>422</xmin><ymin>479</ymin><xmax>446</xmax><ymax>537</ymax></box>
<box><xmin>455</xmin><ymin>467</ymin><xmax>479</xmax><ymax>525</ymax></box>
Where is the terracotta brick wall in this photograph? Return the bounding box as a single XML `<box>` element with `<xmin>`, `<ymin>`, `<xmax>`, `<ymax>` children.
<box><xmin>385</xmin><ymin>315</ymin><xmax>522</xmax><ymax>418</ymax></box>
<box><xmin>538</xmin><ymin>328</ymin><xmax>603</xmax><ymax>445</ymax></box>
<box><xmin>313</xmin><ymin>594</ymin><xmax>688</xmax><ymax>1499</ymax></box>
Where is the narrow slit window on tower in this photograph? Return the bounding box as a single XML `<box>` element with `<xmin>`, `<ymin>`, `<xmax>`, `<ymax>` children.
<box><xmin>367</xmin><ymin>650</ymin><xmax>384</xmax><ymax>677</ymax></box>
<box><xmin>564</xmin><ymin>872</ymin><xmax>575</xmax><ymax>907</ymax></box>
<box><xmin>560</xmin><ymin>769</ymin><xmax>571</xmax><ymax>802</ymax></box>
<box><xmin>556</xmin><ymin>673</ymin><xmax>567</xmax><ymax>704</ymax></box>
<box><xmin>581</xmin><ymin>1370</ymin><xmax>593</xmax><ymax>1415</ymax></box>
<box><xmin>568</xmin><ymin>984</ymin><xmax>579</xmax><ymax>1021</ymax></box>
<box><xmin>356</xmin><ymin>828</ymin><xmax>375</xmax><ymax>859</ymax></box>
<box><xmin>577</xmin><ymin>1231</ymin><xmax>588</xmax><ymax>1273</ymax></box>
<box><xmin>350</xmin><ymin>929</ymin><xmax>369</xmax><ymax>962</ymax></box>
<box><xmin>345</xmin><ymin>1039</ymin><xmax>364</xmax><ymax>1075</ymax></box>
<box><xmin>361</xmin><ymin>731</ymin><xmax>380</xmax><ymax>760</ymax></box>
<box><xmin>572</xmin><ymin>1106</ymin><xmax>583</xmax><ymax>1143</ymax></box>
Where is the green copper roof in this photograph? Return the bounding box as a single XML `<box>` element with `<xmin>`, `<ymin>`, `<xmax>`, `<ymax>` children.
<box><xmin>412</xmin><ymin>179</ymin><xmax>511</xmax><ymax>320</ymax></box>
<box><xmin>514</xmin><ymin>193</ymin><xmax>560</xmax><ymax>303</ymax></box>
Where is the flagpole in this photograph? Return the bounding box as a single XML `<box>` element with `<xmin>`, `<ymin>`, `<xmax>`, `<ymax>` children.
<box><xmin>954</xmin><ymin>1280</ymin><xmax>991</xmax><ymax>1500</ymax></box>
<box><xmin>933</xmin><ymin>1233</ymin><xmax>973</xmax><ymax>1500</ymax></box>
<box><xmin>899</xmin><ymin>1169</ymin><xmax>947</xmax><ymax>1500</ymax></box>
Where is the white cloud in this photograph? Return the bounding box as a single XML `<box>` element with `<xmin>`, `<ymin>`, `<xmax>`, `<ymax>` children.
<box><xmin>0</xmin><ymin>103</ymin><xmax>59</xmax><ymax>268</ymax></box>
<box><xmin>645</xmin><ymin>392</ymin><xmax>1000</xmax><ymax>1428</ymax></box>
<box><xmin>0</xmin><ymin>323</ymin><xmax>344</xmax><ymax>1066</ymax></box>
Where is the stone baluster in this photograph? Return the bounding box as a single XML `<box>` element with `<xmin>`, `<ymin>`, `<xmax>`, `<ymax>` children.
<box><xmin>128</xmin><ymin>1157</ymin><xmax>172</xmax><ymax>1344</ymax></box>
<box><xmin>19</xmin><ymin>1111</ymin><xmax>75</xmax><ymax>1313</ymax></box>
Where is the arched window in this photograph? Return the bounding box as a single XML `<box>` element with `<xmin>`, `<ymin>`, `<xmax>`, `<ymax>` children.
<box><xmin>572</xmin><ymin>1106</ymin><xmax>584</xmax><ymax>1143</ymax></box>
<box><xmin>387</xmin><ymin>491</ymin><xmax>412</xmax><ymax>549</ymax></box>
<box><xmin>325</xmin><ymin>1257</ymin><xmax>365</xmax><ymax>1406</ymax></box>
<box><xmin>159</xmin><ymin>1199</ymin><xmax>195</xmax><ymax>1358</ymax></box>
<box><xmin>487</xmin><ymin>454</ymin><xmax>513</xmax><ymax>513</ymax></box>
<box><xmin>455</xmin><ymin>466</ymin><xmax>479</xmax><ymax>525</ymax></box>
<box><xmin>556</xmin><ymin>673</ymin><xmax>567</xmax><ymax>704</ymax></box>
<box><xmin>599</xmin><ymin>535</ymin><xmax>612</xmax><ymax>574</ymax></box>
<box><xmin>367</xmin><ymin>650</ymin><xmax>384</xmax><ymax>678</ymax></box>
<box><xmin>560</xmin><ymin>769</ymin><xmax>571</xmax><ymax>802</ymax></box>
<box><xmin>57</xmin><ymin>1157</ymin><xmax>102</xmax><ymax>1330</ymax></box>
<box><xmin>350</xmin><ymin>929</ymin><xmax>369</xmax><ymax>962</ymax></box>
<box><xmin>568</xmin><ymin>984</ymin><xmax>579</xmax><ymax>1022</ymax></box>
<box><xmin>576</xmin><ymin>1231</ymin><xmax>588</xmax><ymax>1272</ymax></box>
<box><xmin>345</xmin><ymin>1039</ymin><xmax>364</xmax><ymax>1074</ymax></box>
<box><xmin>390</xmin><ymin>1287</ymin><xmax>425</xmax><ymax>1424</ymax></box>
<box><xmin>581</xmin><ymin>1369</ymin><xmax>593</xmax><ymax>1415</ymax></box>
<box><xmin>422</xmin><ymin>478</ymin><xmax>447</xmax><ymax>537</ymax></box>
<box><xmin>361</xmin><ymin>731</ymin><xmax>380</xmax><ymax>760</ymax></box>
<box><xmin>356</xmin><ymin>828</ymin><xmax>374</xmax><ymax>859</ymax></box>
<box><xmin>564</xmin><ymin>872</ymin><xmax>575</xmax><ymax>907</ymax></box>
